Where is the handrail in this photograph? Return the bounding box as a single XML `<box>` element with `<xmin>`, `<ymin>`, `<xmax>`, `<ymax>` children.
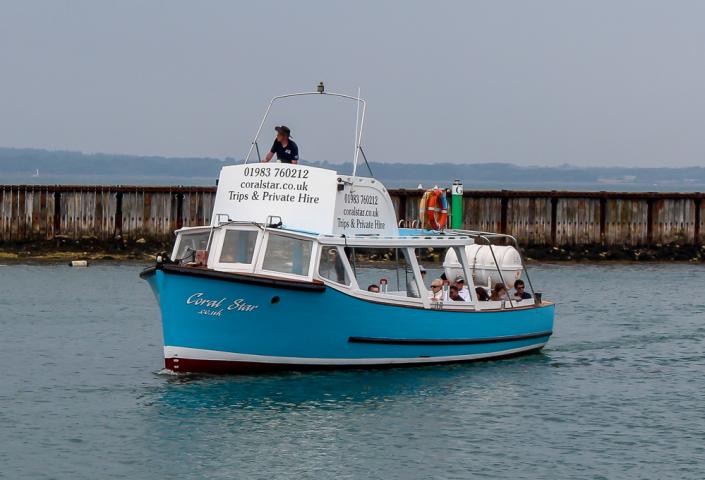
<box><xmin>476</xmin><ymin>233</ymin><xmax>535</xmax><ymax>298</ymax></box>
<box><xmin>477</xmin><ymin>234</ymin><xmax>514</xmax><ymax>309</ymax></box>
<box><xmin>243</xmin><ymin>88</ymin><xmax>367</xmax><ymax>180</ymax></box>
<box><xmin>450</xmin><ymin>229</ymin><xmax>536</xmax><ymax>300</ymax></box>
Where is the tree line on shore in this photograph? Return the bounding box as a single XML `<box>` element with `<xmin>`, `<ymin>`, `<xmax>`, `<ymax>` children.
<box><xmin>2</xmin><ymin>146</ymin><xmax>704</xmax><ymax>190</ymax></box>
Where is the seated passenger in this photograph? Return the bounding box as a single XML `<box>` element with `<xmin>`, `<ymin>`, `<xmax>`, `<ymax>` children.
<box><xmin>367</xmin><ymin>284</ymin><xmax>380</xmax><ymax>293</ymax></box>
<box><xmin>475</xmin><ymin>287</ymin><xmax>490</xmax><ymax>301</ymax></box>
<box><xmin>490</xmin><ymin>283</ymin><xmax>510</xmax><ymax>301</ymax></box>
<box><xmin>454</xmin><ymin>276</ymin><xmax>471</xmax><ymax>301</ymax></box>
<box><xmin>512</xmin><ymin>279</ymin><xmax>532</xmax><ymax>301</ymax></box>
<box><xmin>429</xmin><ymin>279</ymin><xmax>444</xmax><ymax>301</ymax></box>
<box><xmin>449</xmin><ymin>285</ymin><xmax>463</xmax><ymax>302</ymax></box>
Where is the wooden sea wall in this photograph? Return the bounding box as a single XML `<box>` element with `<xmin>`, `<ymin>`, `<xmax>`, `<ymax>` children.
<box><xmin>0</xmin><ymin>186</ymin><xmax>214</xmax><ymax>243</ymax></box>
<box><xmin>0</xmin><ymin>185</ymin><xmax>703</xmax><ymax>247</ymax></box>
<box><xmin>394</xmin><ymin>190</ymin><xmax>704</xmax><ymax>247</ymax></box>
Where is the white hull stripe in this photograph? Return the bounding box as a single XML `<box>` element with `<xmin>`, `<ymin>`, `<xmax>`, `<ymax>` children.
<box><xmin>163</xmin><ymin>343</ymin><xmax>546</xmax><ymax>366</ymax></box>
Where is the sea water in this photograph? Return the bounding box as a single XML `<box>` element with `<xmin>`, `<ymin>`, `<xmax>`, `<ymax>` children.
<box><xmin>0</xmin><ymin>263</ymin><xmax>703</xmax><ymax>479</ymax></box>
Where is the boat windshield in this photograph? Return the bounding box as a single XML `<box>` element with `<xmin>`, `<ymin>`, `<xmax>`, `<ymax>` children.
<box><xmin>261</xmin><ymin>233</ymin><xmax>313</xmax><ymax>277</ymax></box>
<box><xmin>219</xmin><ymin>230</ymin><xmax>258</xmax><ymax>264</ymax></box>
<box><xmin>173</xmin><ymin>230</ymin><xmax>210</xmax><ymax>263</ymax></box>
<box><xmin>318</xmin><ymin>246</ymin><xmax>351</xmax><ymax>286</ymax></box>
<box><xmin>345</xmin><ymin>247</ymin><xmax>419</xmax><ymax>297</ymax></box>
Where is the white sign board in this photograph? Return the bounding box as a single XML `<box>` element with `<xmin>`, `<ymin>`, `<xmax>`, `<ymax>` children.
<box><xmin>212</xmin><ymin>164</ymin><xmax>338</xmax><ymax>233</ymax></box>
<box><xmin>333</xmin><ymin>176</ymin><xmax>399</xmax><ymax>236</ymax></box>
<box><xmin>211</xmin><ymin>164</ymin><xmax>399</xmax><ymax>236</ymax></box>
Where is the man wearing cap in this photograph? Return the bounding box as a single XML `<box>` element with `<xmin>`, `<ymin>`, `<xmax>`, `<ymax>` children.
<box><xmin>455</xmin><ymin>276</ymin><xmax>471</xmax><ymax>301</ymax></box>
<box><xmin>264</xmin><ymin>125</ymin><xmax>299</xmax><ymax>164</ymax></box>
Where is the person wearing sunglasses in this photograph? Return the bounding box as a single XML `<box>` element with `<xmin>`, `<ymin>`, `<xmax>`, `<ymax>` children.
<box><xmin>429</xmin><ymin>278</ymin><xmax>444</xmax><ymax>301</ymax></box>
<box><xmin>512</xmin><ymin>279</ymin><xmax>532</xmax><ymax>301</ymax></box>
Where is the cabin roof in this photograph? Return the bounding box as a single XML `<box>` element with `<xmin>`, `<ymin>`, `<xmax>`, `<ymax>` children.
<box><xmin>175</xmin><ymin>223</ymin><xmax>485</xmax><ymax>247</ymax></box>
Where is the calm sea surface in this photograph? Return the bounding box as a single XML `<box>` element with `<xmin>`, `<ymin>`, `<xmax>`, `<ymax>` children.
<box><xmin>1</xmin><ymin>263</ymin><xmax>704</xmax><ymax>479</ymax></box>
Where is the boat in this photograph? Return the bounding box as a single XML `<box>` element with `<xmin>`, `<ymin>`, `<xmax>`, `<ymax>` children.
<box><xmin>140</xmin><ymin>84</ymin><xmax>555</xmax><ymax>373</ymax></box>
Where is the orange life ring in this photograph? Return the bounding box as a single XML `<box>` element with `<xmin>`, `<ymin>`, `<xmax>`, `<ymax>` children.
<box><xmin>419</xmin><ymin>190</ymin><xmax>435</xmax><ymax>229</ymax></box>
<box><xmin>426</xmin><ymin>188</ymin><xmax>448</xmax><ymax>230</ymax></box>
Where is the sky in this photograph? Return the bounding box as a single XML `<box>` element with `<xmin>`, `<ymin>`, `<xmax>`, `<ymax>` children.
<box><xmin>1</xmin><ymin>0</ymin><xmax>704</xmax><ymax>167</ymax></box>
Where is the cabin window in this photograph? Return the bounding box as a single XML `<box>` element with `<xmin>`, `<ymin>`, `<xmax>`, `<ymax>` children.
<box><xmin>261</xmin><ymin>234</ymin><xmax>313</xmax><ymax>276</ymax></box>
<box><xmin>318</xmin><ymin>246</ymin><xmax>351</xmax><ymax>286</ymax></box>
<box><xmin>174</xmin><ymin>231</ymin><xmax>210</xmax><ymax>262</ymax></box>
<box><xmin>346</xmin><ymin>247</ymin><xmax>419</xmax><ymax>297</ymax></box>
<box><xmin>219</xmin><ymin>230</ymin><xmax>258</xmax><ymax>264</ymax></box>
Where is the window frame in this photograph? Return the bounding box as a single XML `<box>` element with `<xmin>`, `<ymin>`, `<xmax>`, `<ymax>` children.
<box><xmin>209</xmin><ymin>226</ymin><xmax>263</xmax><ymax>273</ymax></box>
<box><xmin>340</xmin><ymin>245</ymin><xmax>426</xmax><ymax>306</ymax></box>
<box><xmin>255</xmin><ymin>230</ymin><xmax>317</xmax><ymax>281</ymax></box>
<box><xmin>315</xmin><ymin>245</ymin><xmax>357</xmax><ymax>289</ymax></box>
<box><xmin>171</xmin><ymin>227</ymin><xmax>211</xmax><ymax>261</ymax></box>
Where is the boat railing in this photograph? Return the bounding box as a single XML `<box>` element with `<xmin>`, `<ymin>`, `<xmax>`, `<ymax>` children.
<box><xmin>446</xmin><ymin>229</ymin><xmax>537</xmax><ymax>304</ymax></box>
<box><xmin>398</xmin><ymin>219</ymin><xmax>421</xmax><ymax>228</ymax></box>
<box><xmin>171</xmin><ymin>222</ymin><xmax>540</xmax><ymax>309</ymax></box>
<box><xmin>243</xmin><ymin>83</ymin><xmax>373</xmax><ymax>178</ymax></box>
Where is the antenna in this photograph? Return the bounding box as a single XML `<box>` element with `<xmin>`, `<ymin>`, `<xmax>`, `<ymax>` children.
<box><xmin>354</xmin><ymin>87</ymin><xmax>360</xmax><ymax>176</ymax></box>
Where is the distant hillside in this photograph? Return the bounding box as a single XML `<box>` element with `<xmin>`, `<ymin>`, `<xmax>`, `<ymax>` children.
<box><xmin>1</xmin><ymin>147</ymin><xmax>704</xmax><ymax>191</ymax></box>
<box><xmin>0</xmin><ymin>147</ymin><xmax>232</xmax><ymax>177</ymax></box>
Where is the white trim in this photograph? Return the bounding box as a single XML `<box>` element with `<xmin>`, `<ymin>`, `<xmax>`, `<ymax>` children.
<box><xmin>314</xmin><ymin>245</ymin><xmax>357</xmax><ymax>289</ymax></box>
<box><xmin>353</xmin><ymin>289</ymin><xmax>425</xmax><ymax>307</ymax></box>
<box><xmin>171</xmin><ymin>228</ymin><xmax>211</xmax><ymax>260</ymax></box>
<box><xmin>405</xmin><ymin>246</ymin><xmax>431</xmax><ymax>309</ymax></box>
<box><xmin>177</xmin><ymin>224</ymin><xmax>477</xmax><ymax>247</ymax></box>
<box><xmin>455</xmin><ymin>245</ymin><xmax>479</xmax><ymax>311</ymax></box>
<box><xmin>317</xmin><ymin>235</ymin><xmax>475</xmax><ymax>247</ymax></box>
<box><xmin>208</xmin><ymin>227</ymin><xmax>262</xmax><ymax>273</ymax></box>
<box><xmin>164</xmin><ymin>343</ymin><xmax>546</xmax><ymax>366</ymax></box>
<box><xmin>174</xmin><ymin>226</ymin><xmax>211</xmax><ymax>234</ymax></box>
<box><xmin>254</xmin><ymin>231</ymin><xmax>316</xmax><ymax>281</ymax></box>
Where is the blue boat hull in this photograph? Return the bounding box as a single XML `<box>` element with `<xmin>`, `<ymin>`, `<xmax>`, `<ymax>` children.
<box><xmin>142</xmin><ymin>266</ymin><xmax>555</xmax><ymax>373</ymax></box>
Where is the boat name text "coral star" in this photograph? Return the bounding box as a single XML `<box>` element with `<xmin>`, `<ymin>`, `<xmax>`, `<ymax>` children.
<box><xmin>186</xmin><ymin>292</ymin><xmax>259</xmax><ymax>316</ymax></box>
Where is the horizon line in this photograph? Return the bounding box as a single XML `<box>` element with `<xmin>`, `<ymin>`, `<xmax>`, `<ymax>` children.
<box><xmin>1</xmin><ymin>145</ymin><xmax>704</xmax><ymax>171</ymax></box>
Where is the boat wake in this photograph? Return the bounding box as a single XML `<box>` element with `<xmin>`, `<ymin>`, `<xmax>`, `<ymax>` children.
<box><xmin>155</xmin><ymin>368</ymin><xmax>183</xmax><ymax>376</ymax></box>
